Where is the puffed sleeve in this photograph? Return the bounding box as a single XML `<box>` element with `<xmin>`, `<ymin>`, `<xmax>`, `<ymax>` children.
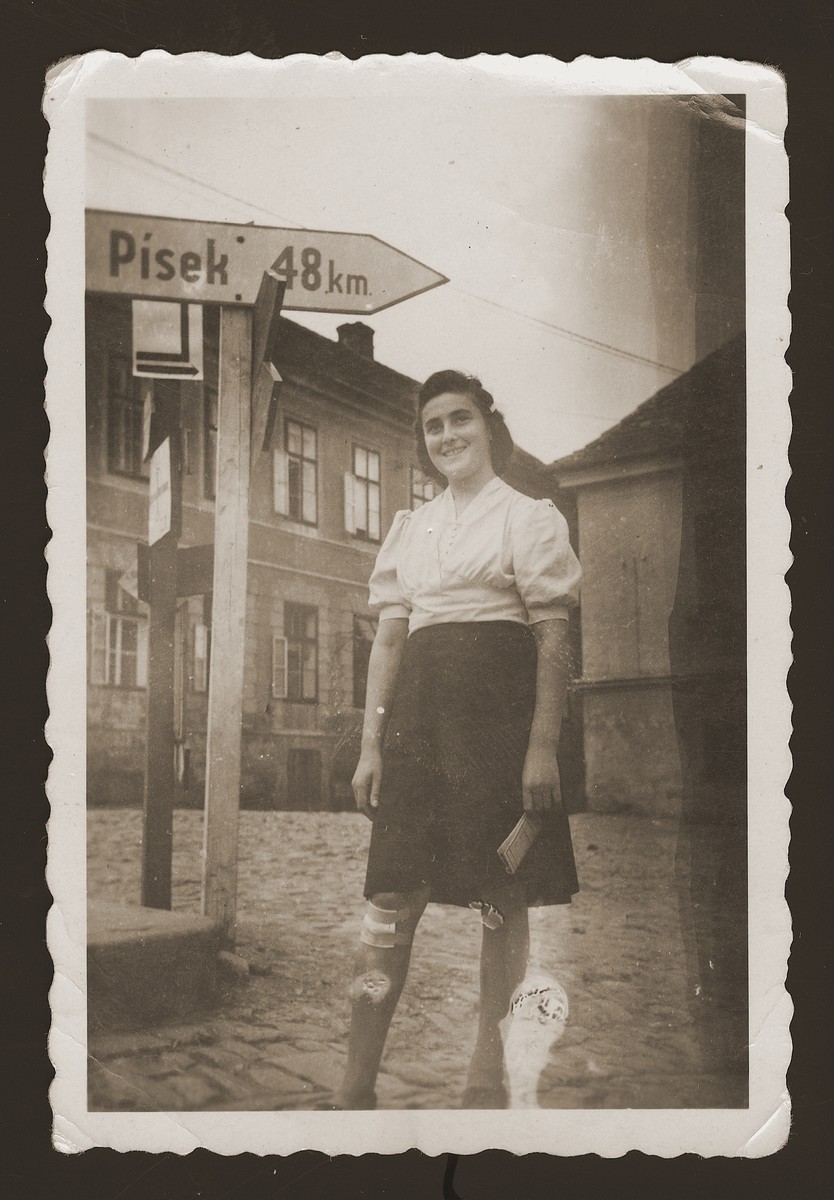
<box><xmin>512</xmin><ymin>497</ymin><xmax>581</xmax><ymax>623</ymax></box>
<box><xmin>368</xmin><ymin>509</ymin><xmax>412</xmax><ymax>621</ymax></box>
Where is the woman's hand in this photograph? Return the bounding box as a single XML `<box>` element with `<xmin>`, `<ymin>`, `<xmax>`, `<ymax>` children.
<box><xmin>522</xmin><ymin>740</ymin><xmax>562</xmax><ymax>812</ymax></box>
<box><xmin>351</xmin><ymin>617</ymin><xmax>407</xmax><ymax>821</ymax></box>
<box><xmin>352</xmin><ymin>745</ymin><xmax>384</xmax><ymax>821</ymax></box>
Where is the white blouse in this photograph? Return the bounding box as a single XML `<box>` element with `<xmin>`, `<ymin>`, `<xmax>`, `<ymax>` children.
<box><xmin>368</xmin><ymin>476</ymin><xmax>581</xmax><ymax>633</ymax></box>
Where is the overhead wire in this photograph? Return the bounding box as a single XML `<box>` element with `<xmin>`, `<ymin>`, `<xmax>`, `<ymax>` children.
<box><xmin>451</xmin><ymin>289</ymin><xmax>684</xmax><ymax>375</ymax></box>
<box><xmin>88</xmin><ymin>132</ymin><xmax>310</xmax><ymax>228</ymax></box>
<box><xmin>88</xmin><ymin>131</ymin><xmax>684</xmax><ymax>379</ymax></box>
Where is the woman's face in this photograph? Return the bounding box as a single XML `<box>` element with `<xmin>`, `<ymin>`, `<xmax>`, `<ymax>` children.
<box><xmin>421</xmin><ymin>391</ymin><xmax>494</xmax><ymax>486</ymax></box>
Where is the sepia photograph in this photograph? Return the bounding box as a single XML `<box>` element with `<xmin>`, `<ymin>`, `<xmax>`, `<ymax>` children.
<box><xmin>44</xmin><ymin>54</ymin><xmax>790</xmax><ymax>1156</ymax></box>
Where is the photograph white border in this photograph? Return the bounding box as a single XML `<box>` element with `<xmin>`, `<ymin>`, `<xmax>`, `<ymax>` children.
<box><xmin>44</xmin><ymin>52</ymin><xmax>791</xmax><ymax>1157</ymax></box>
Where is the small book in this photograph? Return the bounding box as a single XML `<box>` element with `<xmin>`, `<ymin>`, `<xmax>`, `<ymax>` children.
<box><xmin>498</xmin><ymin>812</ymin><xmax>543</xmax><ymax>875</ymax></box>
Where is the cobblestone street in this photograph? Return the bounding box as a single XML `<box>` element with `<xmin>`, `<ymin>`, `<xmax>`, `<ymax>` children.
<box><xmin>86</xmin><ymin>809</ymin><xmax>735</xmax><ymax>1112</ymax></box>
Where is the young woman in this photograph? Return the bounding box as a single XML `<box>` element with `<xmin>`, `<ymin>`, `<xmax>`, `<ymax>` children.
<box><xmin>333</xmin><ymin>370</ymin><xmax>581</xmax><ymax>1110</ymax></box>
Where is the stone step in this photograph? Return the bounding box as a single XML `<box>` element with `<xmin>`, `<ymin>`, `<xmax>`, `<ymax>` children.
<box><xmin>87</xmin><ymin>901</ymin><xmax>223</xmax><ymax>1033</ymax></box>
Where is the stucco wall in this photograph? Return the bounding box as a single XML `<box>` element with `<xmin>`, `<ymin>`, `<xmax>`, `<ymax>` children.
<box><xmin>573</xmin><ymin>469</ymin><xmax>684</xmax><ymax>816</ymax></box>
<box><xmin>577</xmin><ymin>469</ymin><xmax>682</xmax><ymax>681</ymax></box>
<box><xmin>580</xmin><ymin>684</ymin><xmax>682</xmax><ymax>817</ymax></box>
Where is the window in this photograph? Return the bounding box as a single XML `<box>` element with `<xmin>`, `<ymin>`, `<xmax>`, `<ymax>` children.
<box><xmin>191</xmin><ymin>620</ymin><xmax>210</xmax><ymax>693</ymax></box>
<box><xmin>284</xmin><ymin>603</ymin><xmax>318</xmax><ymax>702</ymax></box>
<box><xmin>410</xmin><ymin>466</ymin><xmax>437</xmax><ymax>509</ymax></box>
<box><xmin>344</xmin><ymin>445</ymin><xmax>381</xmax><ymax>541</ymax></box>
<box><xmin>106</xmin><ymin>356</ymin><xmax>150</xmax><ymax>479</ymax></box>
<box><xmin>88</xmin><ymin>570</ymin><xmax>148</xmax><ymax>688</ymax></box>
<box><xmin>352</xmin><ymin>615</ymin><xmax>377</xmax><ymax>708</ymax></box>
<box><xmin>274</xmin><ymin>418</ymin><xmax>318</xmax><ymax>523</ymax></box>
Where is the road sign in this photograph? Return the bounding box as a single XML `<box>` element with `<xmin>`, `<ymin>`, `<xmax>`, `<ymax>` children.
<box><xmin>132</xmin><ymin>299</ymin><xmax>204</xmax><ymax>379</ymax></box>
<box><xmin>91</xmin><ymin>207</ymin><xmax>447</xmax><ymax>938</ymax></box>
<box><xmin>250</xmin><ymin>273</ymin><xmax>286</xmax><ymax>467</ymax></box>
<box><xmin>86</xmin><ymin>209</ymin><xmax>448</xmax><ymax>314</ymax></box>
<box><xmin>136</xmin><ymin>543</ymin><xmax>214</xmax><ymax>603</ymax></box>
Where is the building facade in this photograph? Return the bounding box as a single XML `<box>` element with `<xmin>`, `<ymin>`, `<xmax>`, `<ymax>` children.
<box><xmin>86</xmin><ymin>295</ymin><xmax>578</xmax><ymax>812</ymax></box>
<box><xmin>552</xmin><ymin>334</ymin><xmax>745</xmax><ymax>820</ymax></box>
<box><xmin>554</xmin><ymin>401</ymin><xmax>683</xmax><ymax>817</ymax></box>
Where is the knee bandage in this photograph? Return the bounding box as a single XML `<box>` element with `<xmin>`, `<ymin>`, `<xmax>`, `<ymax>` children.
<box><xmin>360</xmin><ymin>900</ymin><xmax>411</xmax><ymax>948</ymax></box>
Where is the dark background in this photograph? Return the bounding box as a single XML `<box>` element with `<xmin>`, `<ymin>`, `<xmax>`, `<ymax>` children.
<box><xmin>2</xmin><ymin>0</ymin><xmax>830</xmax><ymax>1196</ymax></box>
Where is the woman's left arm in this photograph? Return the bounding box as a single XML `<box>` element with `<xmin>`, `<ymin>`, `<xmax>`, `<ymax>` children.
<box><xmin>523</xmin><ymin>618</ymin><xmax>571</xmax><ymax>812</ymax></box>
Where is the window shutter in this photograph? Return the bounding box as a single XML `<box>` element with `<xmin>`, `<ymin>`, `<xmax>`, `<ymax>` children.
<box><xmin>272</xmin><ymin>635</ymin><xmax>288</xmax><ymax>699</ymax></box>
<box><xmin>343</xmin><ymin>471</ymin><xmax>357</xmax><ymax>534</ymax></box>
<box><xmin>273</xmin><ymin>450</ymin><xmax>289</xmax><ymax>515</ymax></box>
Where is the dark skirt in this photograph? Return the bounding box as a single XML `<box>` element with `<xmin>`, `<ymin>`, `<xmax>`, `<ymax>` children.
<box><xmin>363</xmin><ymin>621</ymin><xmax>579</xmax><ymax>909</ymax></box>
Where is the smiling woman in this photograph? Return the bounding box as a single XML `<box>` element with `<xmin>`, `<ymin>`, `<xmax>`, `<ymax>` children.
<box><xmin>421</xmin><ymin>391</ymin><xmax>493</xmax><ymax>489</ymax></box>
<box><xmin>330</xmin><ymin>369</ymin><xmax>582</xmax><ymax>1110</ymax></box>
<box><xmin>415</xmin><ymin>370</ymin><xmax>515</xmax><ymax>493</ymax></box>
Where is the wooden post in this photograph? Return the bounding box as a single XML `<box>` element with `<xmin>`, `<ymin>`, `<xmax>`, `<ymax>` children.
<box><xmin>141</xmin><ymin>385</ymin><xmax>181</xmax><ymax>909</ymax></box>
<box><xmin>202</xmin><ymin>306</ymin><xmax>252</xmax><ymax>943</ymax></box>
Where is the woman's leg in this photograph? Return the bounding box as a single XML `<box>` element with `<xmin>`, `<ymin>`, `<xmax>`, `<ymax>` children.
<box><xmin>465</xmin><ymin>881</ymin><xmax>529</xmax><ymax>1098</ymax></box>
<box><xmin>335</xmin><ymin>885</ymin><xmax>431</xmax><ymax>1109</ymax></box>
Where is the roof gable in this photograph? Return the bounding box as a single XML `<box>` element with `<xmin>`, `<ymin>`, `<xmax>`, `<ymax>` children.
<box><xmin>552</xmin><ymin>334</ymin><xmax>745</xmax><ymax>480</ymax></box>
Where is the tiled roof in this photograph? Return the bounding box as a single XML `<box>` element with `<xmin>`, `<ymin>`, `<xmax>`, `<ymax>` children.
<box><xmin>551</xmin><ymin>334</ymin><xmax>745</xmax><ymax>479</ymax></box>
<box><xmin>271</xmin><ymin>316</ymin><xmax>419</xmax><ymax>424</ymax></box>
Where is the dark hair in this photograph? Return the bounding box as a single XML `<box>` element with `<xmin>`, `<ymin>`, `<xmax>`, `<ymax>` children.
<box><xmin>415</xmin><ymin>369</ymin><xmax>515</xmax><ymax>485</ymax></box>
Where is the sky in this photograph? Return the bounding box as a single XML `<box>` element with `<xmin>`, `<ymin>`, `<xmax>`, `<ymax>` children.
<box><xmin>86</xmin><ymin>86</ymin><xmax>695</xmax><ymax>462</ymax></box>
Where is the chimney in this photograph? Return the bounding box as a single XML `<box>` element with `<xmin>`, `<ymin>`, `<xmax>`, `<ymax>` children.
<box><xmin>337</xmin><ymin>322</ymin><xmax>375</xmax><ymax>360</ymax></box>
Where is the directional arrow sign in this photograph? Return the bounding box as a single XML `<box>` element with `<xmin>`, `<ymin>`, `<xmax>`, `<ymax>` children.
<box><xmin>132</xmin><ymin>299</ymin><xmax>204</xmax><ymax>379</ymax></box>
<box><xmin>86</xmin><ymin>209</ymin><xmax>448</xmax><ymax>314</ymax></box>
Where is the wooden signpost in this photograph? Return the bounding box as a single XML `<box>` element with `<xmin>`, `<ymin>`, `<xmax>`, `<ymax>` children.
<box><xmin>201</xmin><ymin>276</ymin><xmax>286</xmax><ymax>939</ymax></box>
<box><xmin>140</xmin><ymin>393</ymin><xmax>180</xmax><ymax>910</ymax></box>
<box><xmin>201</xmin><ymin>306</ymin><xmax>252</xmax><ymax>933</ymax></box>
<box><xmin>87</xmin><ymin>210</ymin><xmax>447</xmax><ymax>944</ymax></box>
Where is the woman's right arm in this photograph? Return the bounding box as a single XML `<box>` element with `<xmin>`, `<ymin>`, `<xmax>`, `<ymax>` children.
<box><xmin>352</xmin><ymin>617</ymin><xmax>409</xmax><ymax>819</ymax></box>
